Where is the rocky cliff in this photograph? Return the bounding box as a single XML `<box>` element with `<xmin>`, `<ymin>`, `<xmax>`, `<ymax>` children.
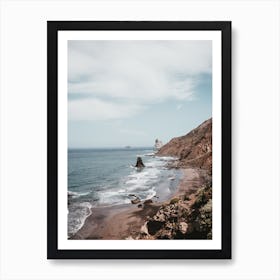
<box><xmin>137</xmin><ymin>118</ymin><xmax>213</xmax><ymax>240</ymax></box>
<box><xmin>157</xmin><ymin>118</ymin><xmax>212</xmax><ymax>171</ymax></box>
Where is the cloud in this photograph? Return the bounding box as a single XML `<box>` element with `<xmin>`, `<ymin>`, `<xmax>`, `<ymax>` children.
<box><xmin>68</xmin><ymin>40</ymin><xmax>212</xmax><ymax>120</ymax></box>
<box><xmin>68</xmin><ymin>98</ymin><xmax>144</xmax><ymax>121</ymax></box>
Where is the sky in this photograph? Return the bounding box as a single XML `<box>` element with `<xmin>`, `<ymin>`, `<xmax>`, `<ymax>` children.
<box><xmin>68</xmin><ymin>40</ymin><xmax>212</xmax><ymax>148</ymax></box>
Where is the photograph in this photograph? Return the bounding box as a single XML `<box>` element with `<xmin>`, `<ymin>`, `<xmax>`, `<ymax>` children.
<box><xmin>67</xmin><ymin>40</ymin><xmax>213</xmax><ymax>241</ymax></box>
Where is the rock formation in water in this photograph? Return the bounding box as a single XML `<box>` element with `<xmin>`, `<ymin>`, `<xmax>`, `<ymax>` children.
<box><xmin>135</xmin><ymin>157</ymin><xmax>145</xmax><ymax>168</ymax></box>
<box><xmin>131</xmin><ymin>197</ymin><xmax>141</xmax><ymax>204</ymax></box>
<box><xmin>154</xmin><ymin>139</ymin><xmax>163</xmax><ymax>151</ymax></box>
<box><xmin>157</xmin><ymin>118</ymin><xmax>212</xmax><ymax>171</ymax></box>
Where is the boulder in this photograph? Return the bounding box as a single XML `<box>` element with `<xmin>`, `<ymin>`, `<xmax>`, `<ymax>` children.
<box><xmin>157</xmin><ymin>229</ymin><xmax>172</xmax><ymax>239</ymax></box>
<box><xmin>140</xmin><ymin>222</ymin><xmax>149</xmax><ymax>235</ymax></box>
<box><xmin>135</xmin><ymin>157</ymin><xmax>145</xmax><ymax>168</ymax></box>
<box><xmin>147</xmin><ymin>220</ymin><xmax>164</xmax><ymax>235</ymax></box>
<box><xmin>143</xmin><ymin>199</ymin><xmax>153</xmax><ymax>205</ymax></box>
<box><xmin>179</xmin><ymin>222</ymin><xmax>188</xmax><ymax>234</ymax></box>
<box><xmin>154</xmin><ymin>213</ymin><xmax>165</xmax><ymax>222</ymax></box>
<box><xmin>131</xmin><ymin>197</ymin><xmax>141</xmax><ymax>204</ymax></box>
<box><xmin>165</xmin><ymin>221</ymin><xmax>173</xmax><ymax>230</ymax></box>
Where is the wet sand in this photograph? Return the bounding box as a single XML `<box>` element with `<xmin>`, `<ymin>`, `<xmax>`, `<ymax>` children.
<box><xmin>175</xmin><ymin>168</ymin><xmax>209</xmax><ymax>196</ymax></box>
<box><xmin>71</xmin><ymin>168</ymin><xmax>208</xmax><ymax>240</ymax></box>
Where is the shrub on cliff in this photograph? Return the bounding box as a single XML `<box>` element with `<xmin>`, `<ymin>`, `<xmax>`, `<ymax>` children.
<box><xmin>186</xmin><ymin>184</ymin><xmax>212</xmax><ymax>239</ymax></box>
<box><xmin>144</xmin><ymin>184</ymin><xmax>212</xmax><ymax>239</ymax></box>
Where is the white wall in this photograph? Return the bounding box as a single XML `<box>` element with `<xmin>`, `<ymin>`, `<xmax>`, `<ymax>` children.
<box><xmin>0</xmin><ymin>0</ymin><xmax>279</xmax><ymax>279</ymax></box>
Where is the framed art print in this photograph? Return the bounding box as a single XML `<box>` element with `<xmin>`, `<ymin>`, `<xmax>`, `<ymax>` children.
<box><xmin>47</xmin><ymin>21</ymin><xmax>231</xmax><ymax>259</ymax></box>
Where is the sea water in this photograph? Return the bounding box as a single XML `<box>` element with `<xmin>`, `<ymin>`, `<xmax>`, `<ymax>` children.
<box><xmin>68</xmin><ymin>147</ymin><xmax>181</xmax><ymax>237</ymax></box>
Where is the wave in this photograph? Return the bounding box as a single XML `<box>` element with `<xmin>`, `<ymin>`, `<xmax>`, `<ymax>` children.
<box><xmin>97</xmin><ymin>191</ymin><xmax>131</xmax><ymax>206</ymax></box>
<box><xmin>143</xmin><ymin>152</ymin><xmax>155</xmax><ymax>156</ymax></box>
<box><xmin>68</xmin><ymin>190</ymin><xmax>91</xmax><ymax>198</ymax></box>
<box><xmin>94</xmin><ymin>165</ymin><xmax>161</xmax><ymax>206</ymax></box>
<box><xmin>67</xmin><ymin>151</ymin><xmax>181</xmax><ymax>236</ymax></box>
<box><xmin>144</xmin><ymin>188</ymin><xmax>157</xmax><ymax>200</ymax></box>
<box><xmin>68</xmin><ymin>202</ymin><xmax>92</xmax><ymax>237</ymax></box>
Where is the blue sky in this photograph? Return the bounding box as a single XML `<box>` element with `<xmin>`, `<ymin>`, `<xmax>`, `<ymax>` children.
<box><xmin>68</xmin><ymin>40</ymin><xmax>212</xmax><ymax>148</ymax></box>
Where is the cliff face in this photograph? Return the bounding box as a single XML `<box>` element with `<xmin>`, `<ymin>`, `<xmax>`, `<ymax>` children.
<box><xmin>134</xmin><ymin>119</ymin><xmax>213</xmax><ymax>240</ymax></box>
<box><xmin>157</xmin><ymin>118</ymin><xmax>212</xmax><ymax>170</ymax></box>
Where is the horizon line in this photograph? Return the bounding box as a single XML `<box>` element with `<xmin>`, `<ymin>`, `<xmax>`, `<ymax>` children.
<box><xmin>68</xmin><ymin>146</ymin><xmax>154</xmax><ymax>150</ymax></box>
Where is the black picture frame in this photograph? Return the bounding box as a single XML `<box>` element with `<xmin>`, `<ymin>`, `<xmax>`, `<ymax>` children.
<box><xmin>47</xmin><ymin>21</ymin><xmax>231</xmax><ymax>259</ymax></box>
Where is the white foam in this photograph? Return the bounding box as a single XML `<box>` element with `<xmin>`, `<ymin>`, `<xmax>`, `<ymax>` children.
<box><xmin>68</xmin><ymin>191</ymin><xmax>77</xmax><ymax>195</ymax></box>
<box><xmin>79</xmin><ymin>191</ymin><xmax>91</xmax><ymax>196</ymax></box>
<box><xmin>118</xmin><ymin>189</ymin><xmax>126</xmax><ymax>193</ymax></box>
<box><xmin>143</xmin><ymin>152</ymin><xmax>155</xmax><ymax>156</ymax></box>
<box><xmin>67</xmin><ymin>150</ymin><xmax>180</xmax><ymax>237</ymax></box>
<box><xmin>68</xmin><ymin>190</ymin><xmax>91</xmax><ymax>198</ymax></box>
<box><xmin>145</xmin><ymin>188</ymin><xmax>157</xmax><ymax>200</ymax></box>
<box><xmin>68</xmin><ymin>191</ymin><xmax>79</xmax><ymax>198</ymax></box>
<box><xmin>68</xmin><ymin>202</ymin><xmax>92</xmax><ymax>237</ymax></box>
<box><xmin>97</xmin><ymin>191</ymin><xmax>131</xmax><ymax>206</ymax></box>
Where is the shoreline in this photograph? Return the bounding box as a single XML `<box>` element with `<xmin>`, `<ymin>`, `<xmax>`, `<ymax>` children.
<box><xmin>71</xmin><ymin>167</ymin><xmax>209</xmax><ymax>240</ymax></box>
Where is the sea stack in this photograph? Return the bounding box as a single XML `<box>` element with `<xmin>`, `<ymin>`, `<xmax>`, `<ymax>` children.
<box><xmin>135</xmin><ymin>157</ymin><xmax>145</xmax><ymax>168</ymax></box>
<box><xmin>154</xmin><ymin>139</ymin><xmax>163</xmax><ymax>151</ymax></box>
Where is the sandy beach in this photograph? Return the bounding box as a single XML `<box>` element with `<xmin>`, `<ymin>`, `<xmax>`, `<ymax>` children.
<box><xmin>72</xmin><ymin>167</ymin><xmax>209</xmax><ymax>240</ymax></box>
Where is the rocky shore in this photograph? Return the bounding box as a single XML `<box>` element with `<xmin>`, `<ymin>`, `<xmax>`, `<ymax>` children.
<box><xmin>137</xmin><ymin>118</ymin><xmax>213</xmax><ymax>239</ymax></box>
<box><xmin>72</xmin><ymin>118</ymin><xmax>212</xmax><ymax>240</ymax></box>
<box><xmin>137</xmin><ymin>170</ymin><xmax>212</xmax><ymax>240</ymax></box>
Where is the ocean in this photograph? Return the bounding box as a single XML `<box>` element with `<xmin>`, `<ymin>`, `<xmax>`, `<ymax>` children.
<box><xmin>68</xmin><ymin>147</ymin><xmax>181</xmax><ymax>237</ymax></box>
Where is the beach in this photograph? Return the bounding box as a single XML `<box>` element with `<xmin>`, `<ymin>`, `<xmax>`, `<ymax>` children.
<box><xmin>69</xmin><ymin>118</ymin><xmax>213</xmax><ymax>240</ymax></box>
<box><xmin>72</xmin><ymin>167</ymin><xmax>210</xmax><ymax>240</ymax></box>
<box><xmin>67</xmin><ymin>147</ymin><xmax>181</xmax><ymax>237</ymax></box>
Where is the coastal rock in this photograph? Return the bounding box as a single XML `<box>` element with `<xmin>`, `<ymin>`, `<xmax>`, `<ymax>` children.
<box><xmin>135</xmin><ymin>157</ymin><xmax>145</xmax><ymax>168</ymax></box>
<box><xmin>131</xmin><ymin>197</ymin><xmax>141</xmax><ymax>204</ymax></box>
<box><xmin>140</xmin><ymin>222</ymin><xmax>149</xmax><ymax>236</ymax></box>
<box><xmin>154</xmin><ymin>139</ymin><xmax>163</xmax><ymax>150</ymax></box>
<box><xmin>139</xmin><ymin>182</ymin><xmax>212</xmax><ymax>240</ymax></box>
<box><xmin>165</xmin><ymin>221</ymin><xmax>173</xmax><ymax>230</ymax></box>
<box><xmin>143</xmin><ymin>199</ymin><xmax>153</xmax><ymax>205</ymax></box>
<box><xmin>129</xmin><ymin>194</ymin><xmax>141</xmax><ymax>204</ymax></box>
<box><xmin>156</xmin><ymin>118</ymin><xmax>212</xmax><ymax>171</ymax></box>
<box><xmin>154</xmin><ymin>213</ymin><xmax>165</xmax><ymax>222</ymax></box>
<box><xmin>179</xmin><ymin>222</ymin><xmax>188</xmax><ymax>234</ymax></box>
<box><xmin>157</xmin><ymin>229</ymin><xmax>172</xmax><ymax>239</ymax></box>
<box><xmin>147</xmin><ymin>220</ymin><xmax>164</xmax><ymax>235</ymax></box>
